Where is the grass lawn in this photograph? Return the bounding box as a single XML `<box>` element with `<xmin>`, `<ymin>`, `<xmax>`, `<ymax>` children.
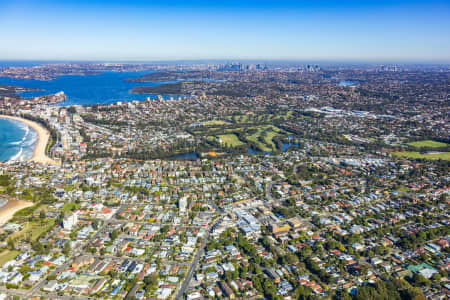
<box><xmin>9</xmin><ymin>219</ymin><xmax>56</xmax><ymax>242</ymax></box>
<box><xmin>263</xmin><ymin>130</ymin><xmax>280</xmax><ymax>149</ymax></box>
<box><xmin>246</xmin><ymin>125</ymin><xmax>285</xmax><ymax>152</ymax></box>
<box><xmin>392</xmin><ymin>151</ymin><xmax>450</xmax><ymax>161</ymax></box>
<box><xmin>0</xmin><ymin>250</ymin><xmax>20</xmax><ymax>266</ymax></box>
<box><xmin>282</xmin><ymin>111</ymin><xmax>294</xmax><ymax>119</ymax></box>
<box><xmin>71</xmin><ymin>274</ymin><xmax>100</xmax><ymax>287</ymax></box>
<box><xmin>268</xmin><ymin>125</ymin><xmax>285</xmax><ymax>133</ymax></box>
<box><xmin>247</xmin><ymin>127</ymin><xmax>271</xmax><ymax>152</ymax></box>
<box><xmin>12</xmin><ymin>203</ymin><xmax>39</xmax><ymax>219</ymax></box>
<box><xmin>225</xmin><ymin>113</ymin><xmax>296</xmax><ymax>126</ymax></box>
<box><xmin>406</xmin><ymin>140</ymin><xmax>448</xmax><ymax>148</ymax></box>
<box><xmin>202</xmin><ymin>123</ymin><xmax>287</xmax><ymax>152</ymax></box>
<box><xmin>62</xmin><ymin>202</ymin><xmax>80</xmax><ymax>213</ymax></box>
<box><xmin>226</xmin><ymin>114</ymin><xmax>251</xmax><ymax>123</ymax></box>
<box><xmin>30</xmin><ymin>219</ymin><xmax>55</xmax><ymax>240</ymax></box>
<box><xmin>217</xmin><ymin>134</ymin><xmax>246</xmax><ymax>147</ymax></box>
<box><xmin>395</xmin><ymin>186</ymin><xmax>410</xmax><ymax>193</ymax></box>
<box><xmin>247</xmin><ymin>132</ymin><xmax>270</xmax><ymax>152</ymax></box>
<box><xmin>203</xmin><ymin>120</ymin><xmax>229</xmax><ymax>126</ymax></box>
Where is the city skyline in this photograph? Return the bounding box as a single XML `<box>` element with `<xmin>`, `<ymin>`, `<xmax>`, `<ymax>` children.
<box><xmin>1</xmin><ymin>0</ymin><xmax>450</xmax><ymax>62</ymax></box>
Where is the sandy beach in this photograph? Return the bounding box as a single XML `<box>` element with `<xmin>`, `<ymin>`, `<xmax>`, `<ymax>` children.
<box><xmin>0</xmin><ymin>196</ymin><xmax>33</xmax><ymax>226</ymax></box>
<box><xmin>0</xmin><ymin>115</ymin><xmax>59</xmax><ymax>165</ymax></box>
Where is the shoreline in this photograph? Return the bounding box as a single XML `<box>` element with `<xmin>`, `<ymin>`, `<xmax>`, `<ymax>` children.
<box><xmin>0</xmin><ymin>115</ymin><xmax>59</xmax><ymax>165</ymax></box>
<box><xmin>0</xmin><ymin>196</ymin><xmax>33</xmax><ymax>226</ymax></box>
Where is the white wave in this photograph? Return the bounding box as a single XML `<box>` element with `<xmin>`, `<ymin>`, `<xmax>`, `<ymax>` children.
<box><xmin>9</xmin><ymin>147</ymin><xmax>23</xmax><ymax>162</ymax></box>
<box><xmin>8</xmin><ymin>122</ymin><xmax>36</xmax><ymax>148</ymax></box>
<box><xmin>22</xmin><ymin>124</ymin><xmax>30</xmax><ymax>136</ymax></box>
<box><xmin>14</xmin><ymin>120</ymin><xmax>29</xmax><ymax>135</ymax></box>
<box><xmin>21</xmin><ymin>147</ymin><xmax>34</xmax><ymax>161</ymax></box>
<box><xmin>20</xmin><ymin>124</ymin><xmax>30</xmax><ymax>142</ymax></box>
<box><xmin>23</xmin><ymin>130</ymin><xmax>37</xmax><ymax>147</ymax></box>
<box><xmin>3</xmin><ymin>119</ymin><xmax>36</xmax><ymax>162</ymax></box>
<box><xmin>7</xmin><ymin>121</ymin><xmax>30</xmax><ymax>145</ymax></box>
<box><xmin>0</xmin><ymin>198</ymin><xmax>7</xmax><ymax>208</ymax></box>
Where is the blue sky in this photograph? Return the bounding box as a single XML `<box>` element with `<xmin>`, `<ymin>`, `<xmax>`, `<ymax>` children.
<box><xmin>1</xmin><ymin>0</ymin><xmax>449</xmax><ymax>62</ymax></box>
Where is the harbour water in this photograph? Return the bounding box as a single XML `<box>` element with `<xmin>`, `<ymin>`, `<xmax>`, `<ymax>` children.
<box><xmin>0</xmin><ymin>70</ymin><xmax>180</xmax><ymax>106</ymax></box>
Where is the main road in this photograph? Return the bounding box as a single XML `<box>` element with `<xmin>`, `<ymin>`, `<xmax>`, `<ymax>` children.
<box><xmin>174</xmin><ymin>216</ymin><xmax>222</xmax><ymax>299</ymax></box>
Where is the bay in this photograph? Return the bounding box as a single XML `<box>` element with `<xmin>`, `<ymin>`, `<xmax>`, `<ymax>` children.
<box><xmin>0</xmin><ymin>70</ymin><xmax>182</xmax><ymax>106</ymax></box>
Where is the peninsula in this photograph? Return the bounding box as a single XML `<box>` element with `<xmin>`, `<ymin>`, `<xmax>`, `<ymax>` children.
<box><xmin>130</xmin><ymin>82</ymin><xmax>184</xmax><ymax>95</ymax></box>
<box><xmin>0</xmin><ymin>84</ymin><xmax>40</xmax><ymax>96</ymax></box>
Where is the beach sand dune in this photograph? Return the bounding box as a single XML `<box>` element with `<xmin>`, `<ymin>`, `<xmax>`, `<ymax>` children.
<box><xmin>0</xmin><ymin>196</ymin><xmax>33</xmax><ymax>226</ymax></box>
<box><xmin>0</xmin><ymin>115</ymin><xmax>60</xmax><ymax>165</ymax></box>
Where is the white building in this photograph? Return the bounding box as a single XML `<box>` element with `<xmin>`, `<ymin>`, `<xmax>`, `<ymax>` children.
<box><xmin>179</xmin><ymin>197</ymin><xmax>188</xmax><ymax>215</ymax></box>
<box><xmin>63</xmin><ymin>211</ymin><xmax>79</xmax><ymax>230</ymax></box>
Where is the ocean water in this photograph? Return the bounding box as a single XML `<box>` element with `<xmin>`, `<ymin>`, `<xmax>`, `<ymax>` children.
<box><xmin>0</xmin><ymin>118</ymin><xmax>37</xmax><ymax>162</ymax></box>
<box><xmin>0</xmin><ymin>70</ymin><xmax>180</xmax><ymax>106</ymax></box>
<box><xmin>0</xmin><ymin>61</ymin><xmax>40</xmax><ymax>68</ymax></box>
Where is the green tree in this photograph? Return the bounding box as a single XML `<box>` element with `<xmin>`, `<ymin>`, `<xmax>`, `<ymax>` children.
<box><xmin>63</xmin><ymin>242</ymin><xmax>71</xmax><ymax>255</ymax></box>
<box><xmin>7</xmin><ymin>238</ymin><xmax>14</xmax><ymax>250</ymax></box>
<box><xmin>111</xmin><ymin>229</ymin><xmax>119</xmax><ymax>241</ymax></box>
<box><xmin>431</xmin><ymin>273</ymin><xmax>441</xmax><ymax>282</ymax></box>
<box><xmin>412</xmin><ymin>274</ymin><xmax>431</xmax><ymax>287</ymax></box>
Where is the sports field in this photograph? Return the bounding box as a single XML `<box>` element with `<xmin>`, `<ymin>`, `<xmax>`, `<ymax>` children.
<box><xmin>406</xmin><ymin>140</ymin><xmax>448</xmax><ymax>148</ymax></box>
<box><xmin>392</xmin><ymin>151</ymin><xmax>450</xmax><ymax>161</ymax></box>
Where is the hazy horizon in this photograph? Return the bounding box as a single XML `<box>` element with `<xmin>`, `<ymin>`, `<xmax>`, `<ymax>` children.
<box><xmin>1</xmin><ymin>58</ymin><xmax>450</xmax><ymax>65</ymax></box>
